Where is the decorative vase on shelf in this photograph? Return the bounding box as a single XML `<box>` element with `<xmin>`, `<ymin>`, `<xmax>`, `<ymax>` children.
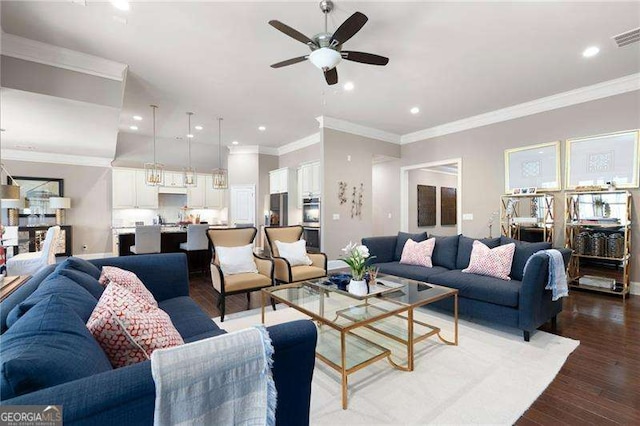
<box><xmin>348</xmin><ymin>279</ymin><xmax>368</xmax><ymax>296</ymax></box>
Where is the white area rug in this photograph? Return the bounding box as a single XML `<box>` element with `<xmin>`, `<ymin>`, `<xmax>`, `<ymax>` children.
<box><xmin>214</xmin><ymin>306</ymin><xmax>579</xmax><ymax>425</ymax></box>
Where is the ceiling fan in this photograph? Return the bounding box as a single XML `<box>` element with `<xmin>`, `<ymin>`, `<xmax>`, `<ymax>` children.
<box><xmin>269</xmin><ymin>0</ymin><xmax>389</xmax><ymax>85</ymax></box>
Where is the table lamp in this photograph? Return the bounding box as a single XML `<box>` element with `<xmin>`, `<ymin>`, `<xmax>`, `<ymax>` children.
<box><xmin>1</xmin><ymin>199</ymin><xmax>23</xmax><ymax>226</ymax></box>
<box><xmin>49</xmin><ymin>197</ymin><xmax>71</xmax><ymax>225</ymax></box>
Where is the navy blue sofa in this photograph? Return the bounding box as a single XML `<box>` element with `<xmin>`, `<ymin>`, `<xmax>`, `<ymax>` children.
<box><xmin>362</xmin><ymin>233</ymin><xmax>571</xmax><ymax>341</ymax></box>
<box><xmin>0</xmin><ymin>253</ymin><xmax>317</xmax><ymax>425</ymax></box>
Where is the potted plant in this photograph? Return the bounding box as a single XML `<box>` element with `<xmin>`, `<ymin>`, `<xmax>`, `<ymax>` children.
<box><xmin>340</xmin><ymin>242</ymin><xmax>374</xmax><ymax>296</ymax></box>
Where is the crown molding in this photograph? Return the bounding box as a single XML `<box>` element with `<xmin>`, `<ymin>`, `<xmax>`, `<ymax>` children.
<box><xmin>402</xmin><ymin>73</ymin><xmax>640</xmax><ymax>144</ymax></box>
<box><xmin>317</xmin><ymin>116</ymin><xmax>402</xmax><ymax>144</ymax></box>
<box><xmin>1</xmin><ymin>33</ymin><xmax>128</xmax><ymax>81</ymax></box>
<box><xmin>2</xmin><ymin>149</ymin><xmax>113</xmax><ymax>167</ymax></box>
<box><xmin>227</xmin><ymin>145</ymin><xmax>279</xmax><ymax>156</ymax></box>
<box><xmin>278</xmin><ymin>133</ymin><xmax>320</xmax><ymax>156</ymax></box>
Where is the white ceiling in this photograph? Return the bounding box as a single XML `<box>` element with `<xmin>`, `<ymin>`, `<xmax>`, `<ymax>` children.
<box><xmin>1</xmin><ymin>1</ymin><xmax>639</xmax><ymax>154</ymax></box>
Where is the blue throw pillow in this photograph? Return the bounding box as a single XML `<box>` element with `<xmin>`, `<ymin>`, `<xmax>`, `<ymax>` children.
<box><xmin>0</xmin><ymin>295</ymin><xmax>112</xmax><ymax>399</ymax></box>
<box><xmin>6</xmin><ymin>274</ymin><xmax>98</xmax><ymax>329</ymax></box>
<box><xmin>456</xmin><ymin>236</ymin><xmax>501</xmax><ymax>269</ymax></box>
<box><xmin>500</xmin><ymin>236</ymin><xmax>552</xmax><ymax>281</ymax></box>
<box><xmin>55</xmin><ymin>269</ymin><xmax>104</xmax><ymax>300</ymax></box>
<box><xmin>394</xmin><ymin>232</ymin><xmax>428</xmax><ymax>261</ymax></box>
<box><xmin>431</xmin><ymin>235</ymin><xmax>460</xmax><ymax>270</ymax></box>
<box><xmin>56</xmin><ymin>257</ymin><xmax>102</xmax><ymax>280</ymax></box>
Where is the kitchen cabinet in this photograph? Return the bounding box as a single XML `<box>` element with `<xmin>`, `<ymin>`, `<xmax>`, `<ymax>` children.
<box><xmin>310</xmin><ymin>162</ymin><xmax>321</xmax><ymax>196</ymax></box>
<box><xmin>187</xmin><ymin>175</ymin><xmax>206</xmax><ymax>208</ymax></box>
<box><xmin>205</xmin><ymin>175</ymin><xmax>226</xmax><ymax>209</ymax></box>
<box><xmin>297</xmin><ymin>168</ymin><xmax>303</xmax><ymax>209</ymax></box>
<box><xmin>112</xmin><ymin>168</ymin><xmax>158</xmax><ymax>209</ymax></box>
<box><xmin>298</xmin><ymin>161</ymin><xmax>321</xmax><ymax>198</ymax></box>
<box><xmin>270</xmin><ymin>168</ymin><xmax>292</xmax><ymax>194</ymax></box>
<box><xmin>164</xmin><ymin>172</ymin><xmax>184</xmax><ymax>188</ymax></box>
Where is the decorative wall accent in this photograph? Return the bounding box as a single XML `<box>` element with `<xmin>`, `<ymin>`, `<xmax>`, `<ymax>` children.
<box><xmin>441</xmin><ymin>187</ymin><xmax>457</xmax><ymax>226</ymax></box>
<box><xmin>338</xmin><ymin>181</ymin><xmax>347</xmax><ymax>205</ymax></box>
<box><xmin>566</xmin><ymin>130</ymin><xmax>639</xmax><ymax>189</ymax></box>
<box><xmin>11</xmin><ymin>177</ymin><xmax>64</xmax><ymax>217</ymax></box>
<box><xmin>504</xmin><ymin>141</ymin><xmax>561</xmax><ymax>192</ymax></box>
<box><xmin>417</xmin><ymin>185</ymin><xmax>436</xmax><ymax>227</ymax></box>
<box><xmin>351</xmin><ymin>183</ymin><xmax>363</xmax><ymax>219</ymax></box>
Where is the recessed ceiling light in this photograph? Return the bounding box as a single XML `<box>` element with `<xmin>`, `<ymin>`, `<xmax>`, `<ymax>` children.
<box><xmin>132</xmin><ymin>115</ymin><xmax>142</xmax><ymax>121</ymax></box>
<box><xmin>232</xmin><ymin>141</ymin><xmax>239</xmax><ymax>145</ymax></box>
<box><xmin>258</xmin><ymin>126</ymin><xmax>266</xmax><ymax>131</ymax></box>
<box><xmin>582</xmin><ymin>46</ymin><xmax>600</xmax><ymax>58</ymax></box>
<box><xmin>410</xmin><ymin>107</ymin><xmax>420</xmax><ymax>114</ymax></box>
<box><xmin>110</xmin><ymin>0</ymin><xmax>130</xmax><ymax>11</ymax></box>
<box><xmin>187</xmin><ymin>134</ymin><xmax>194</xmax><ymax>138</ymax></box>
<box><xmin>343</xmin><ymin>81</ymin><xmax>355</xmax><ymax>91</ymax></box>
<box><xmin>195</xmin><ymin>125</ymin><xmax>203</xmax><ymax>131</ymax></box>
<box><xmin>129</xmin><ymin>125</ymin><xmax>138</xmax><ymax>130</ymax></box>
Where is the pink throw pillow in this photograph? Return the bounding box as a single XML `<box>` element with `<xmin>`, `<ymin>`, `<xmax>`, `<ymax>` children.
<box><xmin>400</xmin><ymin>238</ymin><xmax>436</xmax><ymax>268</ymax></box>
<box><xmin>462</xmin><ymin>241</ymin><xmax>516</xmax><ymax>280</ymax></box>
<box><xmin>99</xmin><ymin>266</ymin><xmax>157</xmax><ymax>307</ymax></box>
<box><xmin>87</xmin><ymin>284</ymin><xmax>184</xmax><ymax>368</ymax></box>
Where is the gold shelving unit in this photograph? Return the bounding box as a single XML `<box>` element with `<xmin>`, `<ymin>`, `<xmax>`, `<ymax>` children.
<box><xmin>564</xmin><ymin>190</ymin><xmax>632</xmax><ymax>299</ymax></box>
<box><xmin>500</xmin><ymin>193</ymin><xmax>555</xmax><ymax>243</ymax></box>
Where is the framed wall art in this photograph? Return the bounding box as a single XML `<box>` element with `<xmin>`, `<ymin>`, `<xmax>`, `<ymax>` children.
<box><xmin>566</xmin><ymin>130</ymin><xmax>639</xmax><ymax>189</ymax></box>
<box><xmin>441</xmin><ymin>187</ymin><xmax>457</xmax><ymax>226</ymax></box>
<box><xmin>504</xmin><ymin>141</ymin><xmax>561</xmax><ymax>193</ymax></box>
<box><xmin>9</xmin><ymin>176</ymin><xmax>64</xmax><ymax>217</ymax></box>
<box><xmin>417</xmin><ymin>184</ymin><xmax>436</xmax><ymax>227</ymax></box>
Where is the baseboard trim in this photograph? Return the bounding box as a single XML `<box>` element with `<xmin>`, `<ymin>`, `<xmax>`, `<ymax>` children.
<box><xmin>631</xmin><ymin>281</ymin><xmax>639</xmax><ymax>296</ymax></box>
<box><xmin>327</xmin><ymin>260</ymin><xmax>346</xmax><ymax>271</ymax></box>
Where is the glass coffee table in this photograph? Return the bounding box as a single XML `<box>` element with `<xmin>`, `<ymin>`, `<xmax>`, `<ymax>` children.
<box><xmin>261</xmin><ymin>274</ymin><xmax>458</xmax><ymax>409</ymax></box>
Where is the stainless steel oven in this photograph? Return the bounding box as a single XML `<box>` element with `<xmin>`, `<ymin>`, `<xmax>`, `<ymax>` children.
<box><xmin>303</xmin><ymin>226</ymin><xmax>320</xmax><ymax>253</ymax></box>
<box><xmin>302</xmin><ymin>197</ymin><xmax>320</xmax><ymax>225</ymax></box>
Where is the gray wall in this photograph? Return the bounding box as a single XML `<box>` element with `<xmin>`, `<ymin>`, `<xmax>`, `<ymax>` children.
<box><xmin>372</xmin><ymin>159</ymin><xmax>401</xmax><ymax>236</ymax></box>
<box><xmin>321</xmin><ymin>128</ymin><xmax>401</xmax><ymax>259</ymax></box>
<box><xmin>401</xmin><ymin>91</ymin><xmax>640</xmax><ymax>281</ymax></box>
<box><xmin>278</xmin><ymin>141</ymin><xmax>320</xmax><ymax>169</ymax></box>
<box><xmin>1</xmin><ymin>159</ymin><xmax>113</xmax><ymax>255</ymax></box>
<box><xmin>408</xmin><ymin>169</ymin><xmax>458</xmax><ymax>236</ymax></box>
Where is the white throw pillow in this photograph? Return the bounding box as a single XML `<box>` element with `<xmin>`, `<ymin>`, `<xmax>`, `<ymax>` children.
<box><xmin>275</xmin><ymin>239</ymin><xmax>313</xmax><ymax>267</ymax></box>
<box><xmin>216</xmin><ymin>244</ymin><xmax>258</xmax><ymax>275</ymax></box>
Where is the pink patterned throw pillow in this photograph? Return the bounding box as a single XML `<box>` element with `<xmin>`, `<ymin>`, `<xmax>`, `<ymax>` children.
<box><xmin>462</xmin><ymin>240</ymin><xmax>516</xmax><ymax>280</ymax></box>
<box><xmin>87</xmin><ymin>284</ymin><xmax>184</xmax><ymax>368</ymax></box>
<box><xmin>400</xmin><ymin>238</ymin><xmax>436</xmax><ymax>268</ymax></box>
<box><xmin>99</xmin><ymin>266</ymin><xmax>157</xmax><ymax>307</ymax></box>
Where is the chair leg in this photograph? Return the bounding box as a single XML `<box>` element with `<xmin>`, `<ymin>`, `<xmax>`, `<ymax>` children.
<box><xmin>220</xmin><ymin>296</ymin><xmax>226</xmax><ymax>322</ymax></box>
<box><xmin>271</xmin><ymin>297</ymin><xmax>276</xmax><ymax>311</ymax></box>
<box><xmin>246</xmin><ymin>292</ymin><xmax>251</xmax><ymax>309</ymax></box>
<box><xmin>523</xmin><ymin>330</ymin><xmax>530</xmax><ymax>342</ymax></box>
<box><xmin>551</xmin><ymin>315</ymin><xmax>558</xmax><ymax>330</ymax></box>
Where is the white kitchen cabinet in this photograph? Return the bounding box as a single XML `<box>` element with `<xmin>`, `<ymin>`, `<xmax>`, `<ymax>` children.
<box><xmin>270</xmin><ymin>167</ymin><xmax>297</xmax><ymax>195</ymax></box>
<box><xmin>164</xmin><ymin>172</ymin><xmax>184</xmax><ymax>188</ymax></box>
<box><xmin>187</xmin><ymin>174</ymin><xmax>206</xmax><ymax>208</ymax></box>
<box><xmin>298</xmin><ymin>161</ymin><xmax>320</xmax><ymax>198</ymax></box>
<box><xmin>297</xmin><ymin>168</ymin><xmax>303</xmax><ymax>208</ymax></box>
<box><xmin>112</xmin><ymin>169</ymin><xmax>137</xmax><ymax>208</ymax></box>
<box><xmin>310</xmin><ymin>161</ymin><xmax>321</xmax><ymax>196</ymax></box>
<box><xmin>112</xmin><ymin>168</ymin><xmax>158</xmax><ymax>209</ymax></box>
<box><xmin>204</xmin><ymin>175</ymin><xmax>226</xmax><ymax>209</ymax></box>
<box><xmin>269</xmin><ymin>169</ymin><xmax>282</xmax><ymax>194</ymax></box>
<box><xmin>135</xmin><ymin>170</ymin><xmax>159</xmax><ymax>208</ymax></box>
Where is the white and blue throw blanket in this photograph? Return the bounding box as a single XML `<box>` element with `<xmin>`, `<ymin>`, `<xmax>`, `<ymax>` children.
<box><xmin>524</xmin><ymin>249</ymin><xmax>568</xmax><ymax>301</ymax></box>
<box><xmin>151</xmin><ymin>326</ymin><xmax>276</xmax><ymax>426</ymax></box>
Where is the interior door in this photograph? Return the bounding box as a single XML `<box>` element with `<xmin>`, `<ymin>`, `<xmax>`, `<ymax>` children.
<box><xmin>230</xmin><ymin>184</ymin><xmax>255</xmax><ymax>226</ymax></box>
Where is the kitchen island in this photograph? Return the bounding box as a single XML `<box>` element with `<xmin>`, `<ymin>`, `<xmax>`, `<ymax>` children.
<box><xmin>113</xmin><ymin>224</ymin><xmax>227</xmax><ymax>257</ymax></box>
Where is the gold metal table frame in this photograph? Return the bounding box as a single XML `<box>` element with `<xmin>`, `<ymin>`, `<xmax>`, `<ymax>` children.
<box><xmin>261</xmin><ymin>277</ymin><xmax>459</xmax><ymax>409</ymax></box>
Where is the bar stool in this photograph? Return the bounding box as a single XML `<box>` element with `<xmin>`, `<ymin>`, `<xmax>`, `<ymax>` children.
<box><xmin>130</xmin><ymin>225</ymin><xmax>161</xmax><ymax>254</ymax></box>
<box><xmin>179</xmin><ymin>224</ymin><xmax>210</xmax><ymax>275</ymax></box>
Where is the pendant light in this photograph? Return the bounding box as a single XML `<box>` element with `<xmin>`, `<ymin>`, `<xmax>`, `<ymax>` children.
<box><xmin>212</xmin><ymin>117</ymin><xmax>228</xmax><ymax>189</ymax></box>
<box><xmin>183</xmin><ymin>112</ymin><xmax>197</xmax><ymax>187</ymax></box>
<box><xmin>144</xmin><ymin>105</ymin><xmax>164</xmax><ymax>186</ymax></box>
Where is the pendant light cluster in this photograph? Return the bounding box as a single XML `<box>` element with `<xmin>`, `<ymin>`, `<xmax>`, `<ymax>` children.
<box><xmin>212</xmin><ymin>117</ymin><xmax>228</xmax><ymax>189</ymax></box>
<box><xmin>183</xmin><ymin>112</ymin><xmax>196</xmax><ymax>187</ymax></box>
<box><xmin>144</xmin><ymin>105</ymin><xmax>164</xmax><ymax>186</ymax></box>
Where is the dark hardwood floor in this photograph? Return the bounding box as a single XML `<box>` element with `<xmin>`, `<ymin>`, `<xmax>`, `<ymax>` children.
<box><xmin>189</xmin><ymin>276</ymin><xmax>640</xmax><ymax>424</ymax></box>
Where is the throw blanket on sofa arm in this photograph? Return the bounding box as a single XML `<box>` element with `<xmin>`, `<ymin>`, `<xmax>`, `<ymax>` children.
<box><xmin>524</xmin><ymin>249</ymin><xmax>568</xmax><ymax>302</ymax></box>
<box><xmin>151</xmin><ymin>326</ymin><xmax>276</xmax><ymax>426</ymax></box>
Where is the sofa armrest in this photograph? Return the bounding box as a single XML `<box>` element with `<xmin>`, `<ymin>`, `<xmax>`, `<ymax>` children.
<box><xmin>254</xmin><ymin>255</ymin><xmax>274</xmax><ymax>280</ymax></box>
<box><xmin>272</xmin><ymin>257</ymin><xmax>292</xmax><ymax>283</ymax></box>
<box><xmin>308</xmin><ymin>252</ymin><xmax>327</xmax><ymax>271</ymax></box>
<box><xmin>91</xmin><ymin>253</ymin><xmax>189</xmax><ymax>302</ymax></box>
<box><xmin>518</xmin><ymin>252</ymin><xmax>565</xmax><ymax>332</ymax></box>
<box><xmin>361</xmin><ymin>236</ymin><xmax>397</xmax><ymax>264</ymax></box>
<box><xmin>2</xmin><ymin>320</ymin><xmax>318</xmax><ymax>426</ymax></box>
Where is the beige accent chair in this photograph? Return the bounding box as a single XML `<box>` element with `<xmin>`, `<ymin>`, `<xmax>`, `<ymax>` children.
<box><xmin>264</xmin><ymin>225</ymin><xmax>327</xmax><ymax>284</ymax></box>
<box><xmin>207</xmin><ymin>227</ymin><xmax>275</xmax><ymax>321</ymax></box>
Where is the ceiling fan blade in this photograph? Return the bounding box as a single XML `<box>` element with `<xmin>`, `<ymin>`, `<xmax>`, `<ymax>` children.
<box><xmin>269</xmin><ymin>20</ymin><xmax>318</xmax><ymax>48</ymax></box>
<box><xmin>329</xmin><ymin>12</ymin><xmax>368</xmax><ymax>46</ymax></box>
<box><xmin>271</xmin><ymin>56</ymin><xmax>308</xmax><ymax>68</ymax></box>
<box><xmin>342</xmin><ymin>51</ymin><xmax>389</xmax><ymax>66</ymax></box>
<box><xmin>324</xmin><ymin>67</ymin><xmax>338</xmax><ymax>85</ymax></box>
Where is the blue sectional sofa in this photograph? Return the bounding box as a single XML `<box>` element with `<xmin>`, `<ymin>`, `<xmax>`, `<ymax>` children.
<box><xmin>0</xmin><ymin>253</ymin><xmax>317</xmax><ymax>426</ymax></box>
<box><xmin>362</xmin><ymin>233</ymin><xmax>571</xmax><ymax>341</ymax></box>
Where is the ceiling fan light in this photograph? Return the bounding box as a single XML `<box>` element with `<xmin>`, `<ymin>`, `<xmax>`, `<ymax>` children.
<box><xmin>309</xmin><ymin>47</ymin><xmax>342</xmax><ymax>71</ymax></box>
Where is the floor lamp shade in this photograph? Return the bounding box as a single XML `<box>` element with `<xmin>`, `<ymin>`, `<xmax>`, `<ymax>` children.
<box><xmin>49</xmin><ymin>197</ymin><xmax>71</xmax><ymax>225</ymax></box>
<box><xmin>1</xmin><ymin>198</ymin><xmax>23</xmax><ymax>226</ymax></box>
<box><xmin>1</xmin><ymin>184</ymin><xmax>20</xmax><ymax>200</ymax></box>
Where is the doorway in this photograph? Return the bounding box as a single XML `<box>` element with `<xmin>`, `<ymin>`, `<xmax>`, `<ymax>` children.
<box><xmin>400</xmin><ymin>159</ymin><xmax>462</xmax><ymax>235</ymax></box>
<box><xmin>230</xmin><ymin>184</ymin><xmax>255</xmax><ymax>226</ymax></box>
